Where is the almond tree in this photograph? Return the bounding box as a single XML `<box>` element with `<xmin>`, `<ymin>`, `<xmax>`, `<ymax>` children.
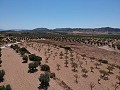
<box><xmin>89</xmin><ymin>82</ymin><xmax>95</xmax><ymax>90</ymax></box>
<box><xmin>94</xmin><ymin>62</ymin><xmax>99</xmax><ymax>69</ymax></box>
<box><xmin>78</xmin><ymin>61</ymin><xmax>83</xmax><ymax>68</ymax></box>
<box><xmin>59</xmin><ymin>51</ymin><xmax>64</xmax><ymax>59</ymax></box>
<box><xmin>116</xmin><ymin>75</ymin><xmax>120</xmax><ymax>85</ymax></box>
<box><xmin>72</xmin><ymin>62</ymin><xmax>78</xmax><ymax>72</ymax></box>
<box><xmin>56</xmin><ymin>64</ymin><xmax>60</xmax><ymax>71</ymax></box>
<box><xmin>74</xmin><ymin>74</ymin><xmax>78</xmax><ymax>83</ymax></box>
<box><xmin>64</xmin><ymin>60</ymin><xmax>69</xmax><ymax>67</ymax></box>
<box><xmin>90</xmin><ymin>67</ymin><xmax>94</xmax><ymax>72</ymax></box>
<box><xmin>112</xmin><ymin>83</ymin><xmax>119</xmax><ymax>90</ymax></box>
<box><xmin>45</xmin><ymin>57</ymin><xmax>48</xmax><ymax>63</ymax></box>
<box><xmin>107</xmin><ymin>65</ymin><xmax>114</xmax><ymax>73</ymax></box>
<box><xmin>81</xmin><ymin>54</ymin><xmax>86</xmax><ymax>60</ymax></box>
<box><xmin>99</xmin><ymin>70</ymin><xmax>109</xmax><ymax>80</ymax></box>
<box><xmin>81</xmin><ymin>68</ymin><xmax>88</xmax><ymax>78</ymax></box>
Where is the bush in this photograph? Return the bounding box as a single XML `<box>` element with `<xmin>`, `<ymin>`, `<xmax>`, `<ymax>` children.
<box><xmin>19</xmin><ymin>47</ymin><xmax>31</xmax><ymax>54</ymax></box>
<box><xmin>39</xmin><ymin>73</ymin><xmax>50</xmax><ymax>89</ymax></box>
<box><xmin>41</xmin><ymin>64</ymin><xmax>50</xmax><ymax>71</ymax></box>
<box><xmin>22</xmin><ymin>55</ymin><xmax>28</xmax><ymax>63</ymax></box>
<box><xmin>29</xmin><ymin>54</ymin><xmax>42</xmax><ymax>61</ymax></box>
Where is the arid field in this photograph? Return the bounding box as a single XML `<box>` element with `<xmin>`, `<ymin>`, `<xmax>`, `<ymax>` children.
<box><xmin>0</xmin><ymin>38</ymin><xmax>120</xmax><ymax>90</ymax></box>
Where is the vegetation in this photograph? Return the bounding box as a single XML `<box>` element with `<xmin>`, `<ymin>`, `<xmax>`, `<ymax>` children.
<box><xmin>74</xmin><ymin>74</ymin><xmax>78</xmax><ymax>83</ymax></box>
<box><xmin>89</xmin><ymin>82</ymin><xmax>95</xmax><ymax>90</ymax></box>
<box><xmin>29</xmin><ymin>54</ymin><xmax>42</xmax><ymax>61</ymax></box>
<box><xmin>41</xmin><ymin>64</ymin><xmax>50</xmax><ymax>72</ymax></box>
<box><xmin>0</xmin><ymin>70</ymin><xmax>5</xmax><ymax>82</ymax></box>
<box><xmin>28</xmin><ymin>62</ymin><xmax>39</xmax><ymax>73</ymax></box>
<box><xmin>81</xmin><ymin>68</ymin><xmax>88</xmax><ymax>78</ymax></box>
<box><xmin>0</xmin><ymin>84</ymin><xmax>12</xmax><ymax>90</ymax></box>
<box><xmin>38</xmin><ymin>73</ymin><xmax>50</xmax><ymax>89</ymax></box>
<box><xmin>72</xmin><ymin>62</ymin><xmax>78</xmax><ymax>72</ymax></box>
<box><xmin>22</xmin><ymin>55</ymin><xmax>28</xmax><ymax>63</ymax></box>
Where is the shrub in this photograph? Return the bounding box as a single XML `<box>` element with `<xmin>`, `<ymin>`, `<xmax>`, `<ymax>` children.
<box><xmin>39</xmin><ymin>73</ymin><xmax>50</xmax><ymax>89</ymax></box>
<box><xmin>22</xmin><ymin>55</ymin><xmax>28</xmax><ymax>63</ymax></box>
<box><xmin>19</xmin><ymin>47</ymin><xmax>31</xmax><ymax>54</ymax></box>
<box><xmin>29</xmin><ymin>54</ymin><xmax>42</xmax><ymax>61</ymax></box>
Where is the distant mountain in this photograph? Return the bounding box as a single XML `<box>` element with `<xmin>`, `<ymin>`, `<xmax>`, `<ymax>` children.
<box><xmin>0</xmin><ymin>27</ymin><xmax>120</xmax><ymax>35</ymax></box>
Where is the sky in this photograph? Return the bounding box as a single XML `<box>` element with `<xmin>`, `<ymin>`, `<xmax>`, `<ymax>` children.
<box><xmin>0</xmin><ymin>0</ymin><xmax>120</xmax><ymax>29</ymax></box>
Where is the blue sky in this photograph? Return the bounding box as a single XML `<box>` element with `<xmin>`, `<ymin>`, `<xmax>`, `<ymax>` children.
<box><xmin>0</xmin><ymin>0</ymin><xmax>120</xmax><ymax>29</ymax></box>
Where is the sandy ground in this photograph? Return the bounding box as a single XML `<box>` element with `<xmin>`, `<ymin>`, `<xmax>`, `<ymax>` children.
<box><xmin>98</xmin><ymin>45</ymin><xmax>120</xmax><ymax>53</ymax></box>
<box><xmin>0</xmin><ymin>47</ymin><xmax>63</xmax><ymax>90</ymax></box>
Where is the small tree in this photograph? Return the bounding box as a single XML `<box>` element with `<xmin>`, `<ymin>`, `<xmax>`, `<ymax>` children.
<box><xmin>74</xmin><ymin>74</ymin><xmax>78</xmax><ymax>83</ymax></box>
<box><xmin>39</xmin><ymin>73</ymin><xmax>50</xmax><ymax>89</ymax></box>
<box><xmin>72</xmin><ymin>62</ymin><xmax>78</xmax><ymax>72</ymax></box>
<box><xmin>107</xmin><ymin>65</ymin><xmax>114</xmax><ymax>73</ymax></box>
<box><xmin>116</xmin><ymin>75</ymin><xmax>120</xmax><ymax>85</ymax></box>
<box><xmin>41</xmin><ymin>64</ymin><xmax>50</xmax><ymax>72</ymax></box>
<box><xmin>90</xmin><ymin>67</ymin><xmax>94</xmax><ymax>72</ymax></box>
<box><xmin>56</xmin><ymin>64</ymin><xmax>60</xmax><ymax>71</ymax></box>
<box><xmin>70</xmin><ymin>58</ymin><xmax>74</xmax><ymax>64</ymax></box>
<box><xmin>90</xmin><ymin>57</ymin><xmax>95</xmax><ymax>62</ymax></box>
<box><xmin>89</xmin><ymin>82</ymin><xmax>95</xmax><ymax>90</ymax></box>
<box><xmin>81</xmin><ymin>54</ymin><xmax>86</xmax><ymax>60</ymax></box>
<box><xmin>28</xmin><ymin>62</ymin><xmax>38</xmax><ymax>73</ymax></box>
<box><xmin>78</xmin><ymin>61</ymin><xmax>83</xmax><ymax>68</ymax></box>
<box><xmin>112</xmin><ymin>83</ymin><xmax>119</xmax><ymax>90</ymax></box>
<box><xmin>64</xmin><ymin>60</ymin><xmax>69</xmax><ymax>67</ymax></box>
<box><xmin>94</xmin><ymin>62</ymin><xmax>99</xmax><ymax>69</ymax></box>
<box><xmin>22</xmin><ymin>55</ymin><xmax>28</xmax><ymax>63</ymax></box>
<box><xmin>81</xmin><ymin>68</ymin><xmax>88</xmax><ymax>78</ymax></box>
<box><xmin>45</xmin><ymin>57</ymin><xmax>48</xmax><ymax>63</ymax></box>
<box><xmin>99</xmin><ymin>70</ymin><xmax>109</xmax><ymax>80</ymax></box>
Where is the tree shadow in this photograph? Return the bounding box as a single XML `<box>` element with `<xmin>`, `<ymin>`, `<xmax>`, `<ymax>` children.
<box><xmin>28</xmin><ymin>69</ymin><xmax>38</xmax><ymax>73</ymax></box>
<box><xmin>0</xmin><ymin>78</ymin><xmax>4</xmax><ymax>82</ymax></box>
<box><xmin>38</xmin><ymin>82</ymin><xmax>49</xmax><ymax>90</ymax></box>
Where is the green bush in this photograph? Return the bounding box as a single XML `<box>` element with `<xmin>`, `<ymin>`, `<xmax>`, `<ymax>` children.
<box><xmin>41</xmin><ymin>64</ymin><xmax>50</xmax><ymax>71</ymax></box>
<box><xmin>22</xmin><ymin>55</ymin><xmax>28</xmax><ymax>63</ymax></box>
<box><xmin>29</xmin><ymin>54</ymin><xmax>42</xmax><ymax>61</ymax></box>
<box><xmin>19</xmin><ymin>47</ymin><xmax>31</xmax><ymax>54</ymax></box>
